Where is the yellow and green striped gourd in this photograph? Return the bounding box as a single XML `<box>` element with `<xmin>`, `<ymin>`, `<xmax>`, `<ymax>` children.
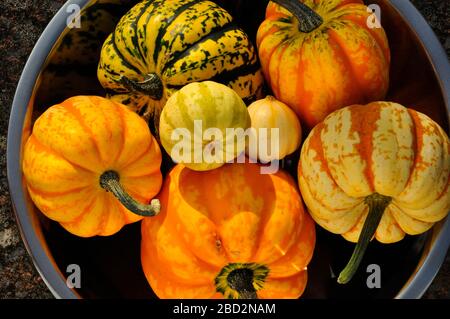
<box><xmin>159</xmin><ymin>81</ymin><xmax>250</xmax><ymax>171</ymax></box>
<box><xmin>98</xmin><ymin>0</ymin><xmax>263</xmax><ymax>133</ymax></box>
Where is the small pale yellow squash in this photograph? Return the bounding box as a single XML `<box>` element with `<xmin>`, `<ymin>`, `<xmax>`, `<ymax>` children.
<box><xmin>246</xmin><ymin>96</ymin><xmax>302</xmax><ymax>162</ymax></box>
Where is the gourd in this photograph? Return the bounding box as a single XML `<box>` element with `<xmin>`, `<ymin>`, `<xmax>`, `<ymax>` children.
<box><xmin>141</xmin><ymin>162</ymin><xmax>316</xmax><ymax>298</ymax></box>
<box><xmin>246</xmin><ymin>96</ymin><xmax>302</xmax><ymax>162</ymax></box>
<box><xmin>257</xmin><ymin>0</ymin><xmax>390</xmax><ymax>128</ymax></box>
<box><xmin>159</xmin><ymin>81</ymin><xmax>250</xmax><ymax>171</ymax></box>
<box><xmin>98</xmin><ymin>0</ymin><xmax>264</xmax><ymax>133</ymax></box>
<box><xmin>298</xmin><ymin>101</ymin><xmax>450</xmax><ymax>283</ymax></box>
<box><xmin>22</xmin><ymin>96</ymin><xmax>163</xmax><ymax>237</ymax></box>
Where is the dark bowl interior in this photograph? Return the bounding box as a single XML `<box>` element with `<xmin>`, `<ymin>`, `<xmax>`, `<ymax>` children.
<box><xmin>10</xmin><ymin>0</ymin><xmax>450</xmax><ymax>298</ymax></box>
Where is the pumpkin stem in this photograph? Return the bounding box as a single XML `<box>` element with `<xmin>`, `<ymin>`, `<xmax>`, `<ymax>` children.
<box><xmin>215</xmin><ymin>263</ymin><xmax>269</xmax><ymax>299</ymax></box>
<box><xmin>337</xmin><ymin>193</ymin><xmax>392</xmax><ymax>284</ymax></box>
<box><xmin>99</xmin><ymin>170</ymin><xmax>161</xmax><ymax>217</ymax></box>
<box><xmin>120</xmin><ymin>73</ymin><xmax>164</xmax><ymax>100</ymax></box>
<box><xmin>271</xmin><ymin>0</ymin><xmax>323</xmax><ymax>33</ymax></box>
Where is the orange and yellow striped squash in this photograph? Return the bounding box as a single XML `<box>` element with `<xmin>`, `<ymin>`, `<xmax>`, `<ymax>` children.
<box><xmin>298</xmin><ymin>101</ymin><xmax>450</xmax><ymax>283</ymax></box>
<box><xmin>22</xmin><ymin>96</ymin><xmax>163</xmax><ymax>237</ymax></box>
<box><xmin>141</xmin><ymin>162</ymin><xmax>316</xmax><ymax>299</ymax></box>
<box><xmin>257</xmin><ymin>0</ymin><xmax>390</xmax><ymax>128</ymax></box>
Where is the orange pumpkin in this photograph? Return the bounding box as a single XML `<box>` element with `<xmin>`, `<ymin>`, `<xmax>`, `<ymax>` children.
<box><xmin>298</xmin><ymin>101</ymin><xmax>450</xmax><ymax>283</ymax></box>
<box><xmin>22</xmin><ymin>96</ymin><xmax>163</xmax><ymax>237</ymax></box>
<box><xmin>257</xmin><ymin>0</ymin><xmax>390</xmax><ymax>128</ymax></box>
<box><xmin>141</xmin><ymin>162</ymin><xmax>315</xmax><ymax>299</ymax></box>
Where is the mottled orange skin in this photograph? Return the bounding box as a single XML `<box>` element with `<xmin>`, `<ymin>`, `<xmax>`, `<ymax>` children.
<box><xmin>257</xmin><ymin>0</ymin><xmax>390</xmax><ymax>128</ymax></box>
<box><xmin>141</xmin><ymin>162</ymin><xmax>315</xmax><ymax>299</ymax></box>
<box><xmin>298</xmin><ymin>102</ymin><xmax>450</xmax><ymax>243</ymax></box>
<box><xmin>22</xmin><ymin>96</ymin><xmax>163</xmax><ymax>237</ymax></box>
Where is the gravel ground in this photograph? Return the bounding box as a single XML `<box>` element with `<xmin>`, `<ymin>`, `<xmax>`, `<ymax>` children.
<box><xmin>0</xmin><ymin>0</ymin><xmax>449</xmax><ymax>299</ymax></box>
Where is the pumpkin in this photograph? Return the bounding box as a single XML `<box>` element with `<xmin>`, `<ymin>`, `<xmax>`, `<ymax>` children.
<box><xmin>98</xmin><ymin>0</ymin><xmax>264</xmax><ymax>133</ymax></box>
<box><xmin>159</xmin><ymin>81</ymin><xmax>250</xmax><ymax>171</ymax></box>
<box><xmin>256</xmin><ymin>0</ymin><xmax>390</xmax><ymax>128</ymax></box>
<box><xmin>22</xmin><ymin>96</ymin><xmax>163</xmax><ymax>237</ymax></box>
<box><xmin>141</xmin><ymin>162</ymin><xmax>316</xmax><ymax>298</ymax></box>
<box><xmin>298</xmin><ymin>101</ymin><xmax>450</xmax><ymax>283</ymax></box>
<box><xmin>246</xmin><ymin>95</ymin><xmax>302</xmax><ymax>162</ymax></box>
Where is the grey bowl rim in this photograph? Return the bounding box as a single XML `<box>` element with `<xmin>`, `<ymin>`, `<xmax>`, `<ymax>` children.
<box><xmin>6</xmin><ymin>0</ymin><xmax>450</xmax><ymax>299</ymax></box>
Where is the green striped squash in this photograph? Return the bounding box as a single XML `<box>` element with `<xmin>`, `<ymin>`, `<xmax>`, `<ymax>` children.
<box><xmin>98</xmin><ymin>0</ymin><xmax>264</xmax><ymax>134</ymax></box>
<box><xmin>159</xmin><ymin>81</ymin><xmax>250</xmax><ymax>171</ymax></box>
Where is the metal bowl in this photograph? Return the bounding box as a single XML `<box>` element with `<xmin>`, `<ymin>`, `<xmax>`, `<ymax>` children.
<box><xmin>7</xmin><ymin>0</ymin><xmax>450</xmax><ymax>299</ymax></box>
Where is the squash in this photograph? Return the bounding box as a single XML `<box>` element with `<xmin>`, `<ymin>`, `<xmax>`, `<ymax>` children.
<box><xmin>298</xmin><ymin>101</ymin><xmax>450</xmax><ymax>283</ymax></box>
<box><xmin>141</xmin><ymin>162</ymin><xmax>316</xmax><ymax>298</ymax></box>
<box><xmin>257</xmin><ymin>0</ymin><xmax>390</xmax><ymax>128</ymax></box>
<box><xmin>246</xmin><ymin>95</ymin><xmax>302</xmax><ymax>162</ymax></box>
<box><xmin>22</xmin><ymin>96</ymin><xmax>163</xmax><ymax>237</ymax></box>
<box><xmin>98</xmin><ymin>0</ymin><xmax>264</xmax><ymax>133</ymax></box>
<box><xmin>159</xmin><ymin>81</ymin><xmax>250</xmax><ymax>171</ymax></box>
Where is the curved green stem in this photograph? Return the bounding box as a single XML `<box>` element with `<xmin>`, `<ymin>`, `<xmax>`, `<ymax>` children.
<box><xmin>99</xmin><ymin>170</ymin><xmax>160</xmax><ymax>217</ymax></box>
<box><xmin>337</xmin><ymin>193</ymin><xmax>392</xmax><ymax>284</ymax></box>
<box><xmin>120</xmin><ymin>73</ymin><xmax>163</xmax><ymax>100</ymax></box>
<box><xmin>215</xmin><ymin>263</ymin><xmax>269</xmax><ymax>299</ymax></box>
<box><xmin>271</xmin><ymin>0</ymin><xmax>323</xmax><ymax>33</ymax></box>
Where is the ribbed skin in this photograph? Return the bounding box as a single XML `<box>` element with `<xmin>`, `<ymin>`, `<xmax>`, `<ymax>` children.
<box><xmin>22</xmin><ymin>96</ymin><xmax>163</xmax><ymax>237</ymax></box>
<box><xmin>159</xmin><ymin>81</ymin><xmax>250</xmax><ymax>171</ymax></box>
<box><xmin>257</xmin><ymin>0</ymin><xmax>390</xmax><ymax>128</ymax></box>
<box><xmin>98</xmin><ymin>0</ymin><xmax>264</xmax><ymax>120</ymax></box>
<box><xmin>141</xmin><ymin>162</ymin><xmax>316</xmax><ymax>298</ymax></box>
<box><xmin>298</xmin><ymin>102</ymin><xmax>450</xmax><ymax>243</ymax></box>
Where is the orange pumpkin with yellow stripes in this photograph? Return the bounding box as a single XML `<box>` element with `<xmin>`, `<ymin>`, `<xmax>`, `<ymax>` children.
<box><xmin>298</xmin><ymin>101</ymin><xmax>450</xmax><ymax>283</ymax></box>
<box><xmin>22</xmin><ymin>96</ymin><xmax>163</xmax><ymax>237</ymax></box>
<box><xmin>257</xmin><ymin>0</ymin><xmax>390</xmax><ymax>128</ymax></box>
<box><xmin>141</xmin><ymin>162</ymin><xmax>315</xmax><ymax>299</ymax></box>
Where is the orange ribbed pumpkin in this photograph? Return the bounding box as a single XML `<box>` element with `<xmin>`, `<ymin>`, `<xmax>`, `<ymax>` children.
<box><xmin>22</xmin><ymin>96</ymin><xmax>163</xmax><ymax>237</ymax></box>
<box><xmin>141</xmin><ymin>162</ymin><xmax>315</xmax><ymax>299</ymax></box>
<box><xmin>257</xmin><ymin>0</ymin><xmax>390</xmax><ymax>128</ymax></box>
<box><xmin>298</xmin><ymin>101</ymin><xmax>450</xmax><ymax>283</ymax></box>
